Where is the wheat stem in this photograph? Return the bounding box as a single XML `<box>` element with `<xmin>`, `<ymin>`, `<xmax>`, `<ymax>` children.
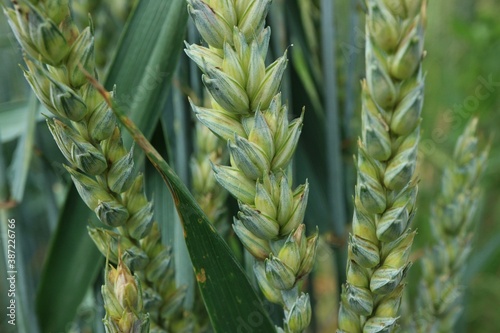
<box><xmin>337</xmin><ymin>1</ymin><xmax>427</xmax><ymax>332</ymax></box>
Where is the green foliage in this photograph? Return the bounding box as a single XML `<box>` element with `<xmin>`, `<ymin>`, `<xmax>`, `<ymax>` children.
<box><xmin>0</xmin><ymin>0</ymin><xmax>499</xmax><ymax>332</ymax></box>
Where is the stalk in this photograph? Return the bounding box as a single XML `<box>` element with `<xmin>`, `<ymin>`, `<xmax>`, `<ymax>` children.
<box><xmin>185</xmin><ymin>0</ymin><xmax>319</xmax><ymax>332</ymax></box>
<box><xmin>410</xmin><ymin>119</ymin><xmax>489</xmax><ymax>333</ymax></box>
<box><xmin>337</xmin><ymin>1</ymin><xmax>427</xmax><ymax>332</ymax></box>
<box><xmin>321</xmin><ymin>0</ymin><xmax>348</xmax><ymax>287</ymax></box>
<box><xmin>4</xmin><ymin>1</ymin><xmax>192</xmax><ymax>331</ymax></box>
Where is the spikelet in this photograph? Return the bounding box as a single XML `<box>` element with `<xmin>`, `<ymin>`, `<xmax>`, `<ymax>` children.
<box><xmin>102</xmin><ymin>260</ymin><xmax>150</xmax><ymax>333</ymax></box>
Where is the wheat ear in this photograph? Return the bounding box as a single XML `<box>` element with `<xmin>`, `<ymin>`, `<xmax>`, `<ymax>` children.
<box><xmin>185</xmin><ymin>0</ymin><xmax>318</xmax><ymax>331</ymax></box>
<box><xmin>337</xmin><ymin>1</ymin><xmax>427</xmax><ymax>332</ymax></box>
<box><xmin>191</xmin><ymin>122</ymin><xmax>229</xmax><ymax>234</ymax></box>
<box><xmin>4</xmin><ymin>1</ymin><xmax>193</xmax><ymax>331</ymax></box>
<box><xmin>408</xmin><ymin>119</ymin><xmax>489</xmax><ymax>333</ymax></box>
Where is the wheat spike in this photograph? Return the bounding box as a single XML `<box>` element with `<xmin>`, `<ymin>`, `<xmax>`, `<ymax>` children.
<box><xmin>337</xmin><ymin>1</ymin><xmax>427</xmax><ymax>332</ymax></box>
<box><xmin>4</xmin><ymin>1</ymin><xmax>194</xmax><ymax>331</ymax></box>
<box><xmin>407</xmin><ymin>119</ymin><xmax>489</xmax><ymax>333</ymax></box>
<box><xmin>185</xmin><ymin>0</ymin><xmax>318</xmax><ymax>331</ymax></box>
<box><xmin>191</xmin><ymin>122</ymin><xmax>229</xmax><ymax>234</ymax></box>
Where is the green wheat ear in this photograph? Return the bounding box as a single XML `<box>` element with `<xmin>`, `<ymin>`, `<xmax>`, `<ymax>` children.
<box><xmin>185</xmin><ymin>0</ymin><xmax>318</xmax><ymax>332</ymax></box>
<box><xmin>406</xmin><ymin>119</ymin><xmax>489</xmax><ymax>333</ymax></box>
<box><xmin>337</xmin><ymin>1</ymin><xmax>427</xmax><ymax>332</ymax></box>
<box><xmin>5</xmin><ymin>1</ymin><xmax>194</xmax><ymax>331</ymax></box>
<box><xmin>191</xmin><ymin>122</ymin><xmax>229</xmax><ymax>234</ymax></box>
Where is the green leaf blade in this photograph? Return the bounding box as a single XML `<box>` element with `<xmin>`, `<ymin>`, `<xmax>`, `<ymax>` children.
<box><xmin>35</xmin><ymin>187</ymin><xmax>103</xmax><ymax>333</ymax></box>
<box><xmin>105</xmin><ymin>0</ymin><xmax>188</xmax><ymax>146</ymax></box>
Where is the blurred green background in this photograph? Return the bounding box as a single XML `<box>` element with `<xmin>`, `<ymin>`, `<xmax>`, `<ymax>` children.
<box><xmin>0</xmin><ymin>0</ymin><xmax>498</xmax><ymax>332</ymax></box>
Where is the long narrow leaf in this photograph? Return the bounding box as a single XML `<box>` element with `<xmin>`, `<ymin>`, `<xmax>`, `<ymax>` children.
<box><xmin>35</xmin><ymin>186</ymin><xmax>103</xmax><ymax>333</ymax></box>
<box><xmin>8</xmin><ymin>94</ymin><xmax>38</xmax><ymax>202</ymax></box>
<box><xmin>0</xmin><ymin>101</ymin><xmax>44</xmax><ymax>143</ymax></box>
<box><xmin>93</xmin><ymin>80</ymin><xmax>276</xmax><ymax>333</ymax></box>
<box><xmin>105</xmin><ymin>0</ymin><xmax>188</xmax><ymax>147</ymax></box>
